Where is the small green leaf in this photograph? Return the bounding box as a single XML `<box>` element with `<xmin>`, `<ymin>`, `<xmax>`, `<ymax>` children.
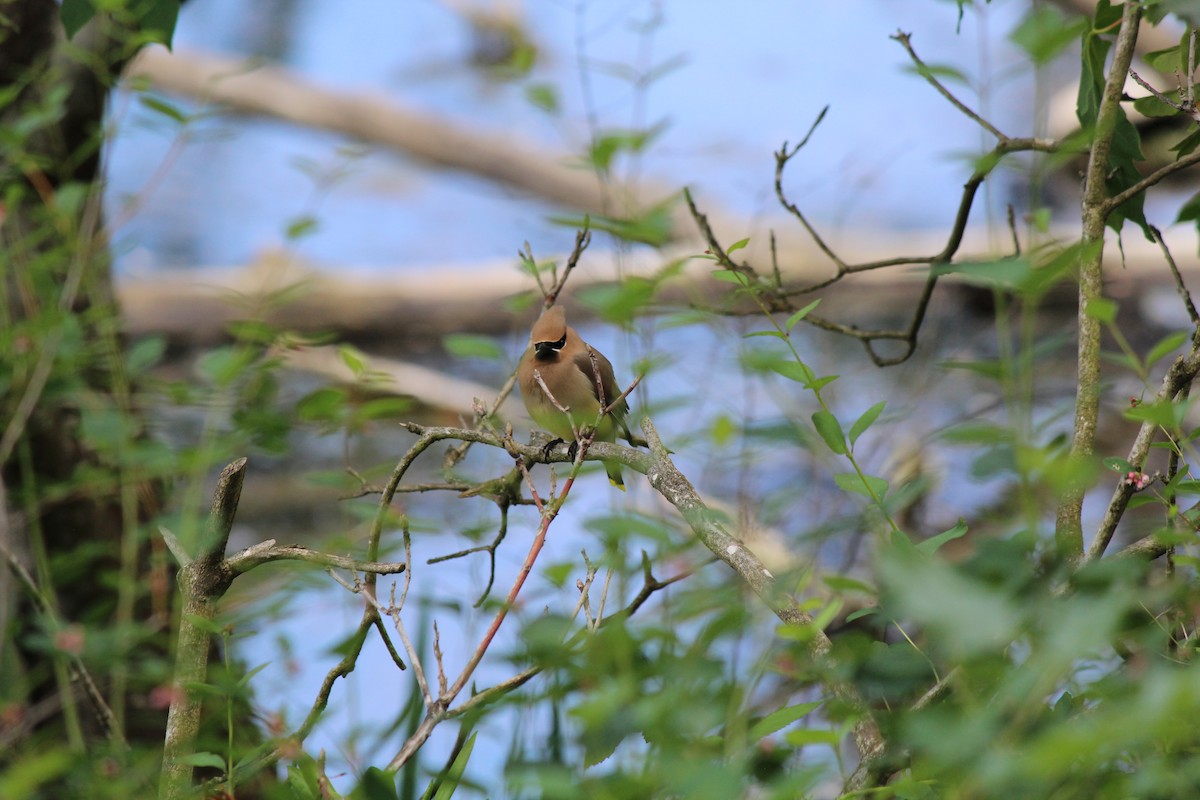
<box><xmin>915</xmin><ymin>519</ymin><xmax>968</xmax><ymax>555</ymax></box>
<box><xmin>769</xmin><ymin>360</ymin><xmax>814</xmax><ymax>384</ymax></box>
<box><xmin>749</xmin><ymin>702</ymin><xmax>823</xmax><ymax>742</ymax></box>
<box><xmin>179</xmin><ymin>752</ymin><xmax>227</xmax><ymax>771</ymax></box>
<box><xmin>1085</xmin><ymin>297</ymin><xmax>1117</xmax><ymax>324</ymax></box>
<box><xmin>785</xmin><ymin>299</ymin><xmax>821</xmax><ymax>331</ymax></box>
<box><xmin>285</xmin><ymin>215</ymin><xmax>319</xmax><ymax>240</ymax></box>
<box><xmin>429</xmin><ymin>732</ymin><xmax>478</xmax><ymax>800</ymax></box>
<box><xmin>711</xmin><ymin>269</ymin><xmax>750</xmax><ymax>286</ymax></box>
<box><xmin>812</xmin><ymin>411</ymin><xmax>846</xmax><ymax>455</ymax></box>
<box><xmin>60</xmin><ymin>0</ymin><xmax>96</xmax><ymax>40</ymax></box>
<box><xmin>1010</xmin><ymin>6</ymin><xmax>1087</xmax><ymax>65</ymax></box>
<box><xmin>357</xmin><ymin>766</ymin><xmax>400</xmax><ymax>800</ymax></box>
<box><xmin>845</xmin><ymin>606</ymin><xmax>879</xmax><ymax>623</ymax></box>
<box><xmin>237</xmin><ymin>661</ymin><xmax>271</xmax><ymax>687</ymax></box>
<box><xmin>805</xmin><ymin>374</ymin><xmax>839</xmax><ymax>391</ymax></box>
<box><xmin>1147</xmin><ymin>331</ymin><xmax>1189</xmax><ymax>368</ymax></box>
<box><xmin>126</xmin><ymin>336</ymin><xmax>167</xmax><ymax>374</ymax></box>
<box><xmin>834</xmin><ymin>472</ymin><xmax>889</xmax><ymax>499</ymax></box>
<box><xmin>1103</xmin><ymin>456</ymin><xmax>1135</xmax><ymax>473</ymax></box>
<box><xmin>442</xmin><ymin>333</ymin><xmax>504</xmax><ymax>360</ymax></box>
<box><xmin>525</xmin><ymin>83</ymin><xmax>560</xmax><ymax>114</ymax></box>
<box><xmin>296</xmin><ymin>387</ymin><xmax>346</xmax><ymax>423</ymax></box>
<box><xmin>726</xmin><ymin>237</ymin><xmax>750</xmax><ymax>254</ymax></box>
<box><xmin>848</xmin><ymin>401</ymin><xmax>886</xmax><ymax>445</ymax></box>
<box><xmin>1143</xmin><ymin>45</ymin><xmax>1184</xmax><ymax>73</ymax></box>
<box><xmin>139</xmin><ymin>95</ymin><xmax>188</xmax><ymax>124</ymax></box>
<box><xmin>743</xmin><ymin>330</ymin><xmax>787</xmax><ymax>340</ymax></box>
<box><xmin>902</xmin><ymin>62</ymin><xmax>971</xmax><ymax>85</ymax></box>
<box><xmin>339</xmin><ymin>346</ymin><xmax>367</xmax><ymax>377</ymax></box>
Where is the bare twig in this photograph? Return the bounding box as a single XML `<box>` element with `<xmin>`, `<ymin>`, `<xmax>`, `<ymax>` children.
<box><xmin>1149</xmin><ymin>224</ymin><xmax>1199</xmax><ymax>325</ymax></box>
<box><xmin>892</xmin><ymin>30</ymin><xmax>1007</xmax><ymax>139</ymax></box>
<box><xmin>1086</xmin><ymin>345</ymin><xmax>1200</xmax><ymax>561</ymax></box>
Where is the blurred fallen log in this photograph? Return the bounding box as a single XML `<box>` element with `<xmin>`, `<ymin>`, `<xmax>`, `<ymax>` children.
<box><xmin>123</xmin><ymin>47</ymin><xmax>691</xmax><ymax>236</ymax></box>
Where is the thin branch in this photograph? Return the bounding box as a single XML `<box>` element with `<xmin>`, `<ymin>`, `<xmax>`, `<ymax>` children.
<box><xmin>892</xmin><ymin>30</ymin><xmax>1007</xmax><ymax>140</ymax></box>
<box><xmin>224</xmin><ymin>540</ymin><xmax>407</xmax><ymax>578</ymax></box>
<box><xmin>1149</xmin><ymin>224</ymin><xmax>1199</xmax><ymax>325</ymax></box>
<box><xmin>1086</xmin><ymin>346</ymin><xmax>1200</xmax><ymax>561</ymax></box>
<box><xmin>1103</xmin><ymin>147</ymin><xmax>1200</xmax><ymax>216</ymax></box>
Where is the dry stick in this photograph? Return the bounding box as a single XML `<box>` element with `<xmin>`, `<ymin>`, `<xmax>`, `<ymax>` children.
<box><xmin>1056</xmin><ymin>1</ymin><xmax>1143</xmax><ymax>558</ymax></box>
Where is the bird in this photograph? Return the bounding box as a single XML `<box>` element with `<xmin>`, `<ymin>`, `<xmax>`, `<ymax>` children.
<box><xmin>517</xmin><ymin>305</ymin><xmax>636</xmax><ymax>489</ymax></box>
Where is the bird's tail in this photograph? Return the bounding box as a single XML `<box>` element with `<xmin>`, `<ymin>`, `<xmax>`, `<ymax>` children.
<box><xmin>605</xmin><ymin>460</ymin><xmax>626</xmax><ymax>491</ymax></box>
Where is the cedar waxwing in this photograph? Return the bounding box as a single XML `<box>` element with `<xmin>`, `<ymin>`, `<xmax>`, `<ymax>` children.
<box><xmin>518</xmin><ymin>305</ymin><xmax>635</xmax><ymax>488</ymax></box>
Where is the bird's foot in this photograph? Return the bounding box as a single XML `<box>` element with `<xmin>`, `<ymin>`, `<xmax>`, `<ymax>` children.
<box><xmin>541</xmin><ymin>437</ymin><xmax>566</xmax><ymax>460</ymax></box>
<box><xmin>566</xmin><ymin>440</ymin><xmax>579</xmax><ymax>461</ymax></box>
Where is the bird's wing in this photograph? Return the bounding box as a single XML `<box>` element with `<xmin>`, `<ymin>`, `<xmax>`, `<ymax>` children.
<box><xmin>572</xmin><ymin>347</ymin><xmax>628</xmax><ymax>418</ymax></box>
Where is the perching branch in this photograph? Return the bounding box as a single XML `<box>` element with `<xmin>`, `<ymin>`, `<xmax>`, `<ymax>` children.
<box><xmin>1055</xmin><ymin>1</ymin><xmax>1143</xmax><ymax>558</ymax></box>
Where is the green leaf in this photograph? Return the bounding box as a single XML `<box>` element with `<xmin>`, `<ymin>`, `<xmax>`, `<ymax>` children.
<box><xmin>806</xmin><ymin>374</ymin><xmax>838</xmax><ymax>391</ymax></box>
<box><xmin>1144</xmin><ymin>45</ymin><xmax>1184</xmax><ymax>73</ymax></box>
<box><xmin>60</xmin><ymin>0</ymin><xmax>96</xmax><ymax>40</ymax></box>
<box><xmin>339</xmin><ymin>345</ymin><xmax>367</xmax><ymax>377</ymax></box>
<box><xmin>711</xmin><ymin>269</ymin><xmax>750</xmax><ymax>286</ymax></box>
<box><xmin>355</xmin><ymin>766</ymin><xmax>399</xmax><ymax>800</ymax></box>
<box><xmin>585</xmin><ymin>124</ymin><xmax>666</xmax><ymax>172</ymax></box>
<box><xmin>785</xmin><ymin>299</ymin><xmax>821</xmax><ymax>331</ymax></box>
<box><xmin>296</xmin><ymin>387</ymin><xmax>347</xmax><ymax>423</ymax></box>
<box><xmin>915</xmin><ymin>519</ymin><xmax>968</xmax><ymax>555</ymax></box>
<box><xmin>1103</xmin><ymin>456</ymin><xmax>1135</xmax><ymax>473</ymax></box>
<box><xmin>237</xmin><ymin>661</ymin><xmax>271</xmax><ymax>688</ymax></box>
<box><xmin>902</xmin><ymin>62</ymin><xmax>971</xmax><ymax>85</ymax></box>
<box><xmin>138</xmin><ymin>0</ymin><xmax>182</xmax><ymax>48</ymax></box>
<box><xmin>442</xmin><ymin>333</ymin><xmax>504</xmax><ymax>360</ymax></box>
<box><xmin>845</xmin><ymin>606</ymin><xmax>879</xmax><ymax>623</ymax></box>
<box><xmin>848</xmin><ymin>401</ymin><xmax>886</xmax><ymax>445</ymax></box>
<box><xmin>549</xmin><ymin>199</ymin><xmax>675</xmax><ymax>246</ymax></box>
<box><xmin>1173</xmin><ymin>128</ymin><xmax>1200</xmax><ymax>158</ymax></box>
<box><xmin>726</xmin><ymin>237</ymin><xmax>750</xmax><ymax>254</ymax></box>
<box><xmin>525</xmin><ymin>83</ymin><xmax>560</xmax><ymax>114</ymax></box>
<box><xmin>1084</xmin><ymin>297</ymin><xmax>1117</xmax><ymax>324</ymax></box>
<box><xmin>285</xmin><ymin>215</ymin><xmax>319</xmax><ymax>240</ymax></box>
<box><xmin>138</xmin><ymin>95</ymin><xmax>189</xmax><ymax>124</ymax></box>
<box><xmin>1147</xmin><ymin>331</ymin><xmax>1189</xmax><ymax>369</ymax></box>
<box><xmin>179</xmin><ymin>752</ymin><xmax>227</xmax><ymax>771</ymax></box>
<box><xmin>1133</xmin><ymin>91</ymin><xmax>1185</xmax><ymax>119</ymax></box>
<box><xmin>429</xmin><ymin>732</ymin><xmax>478</xmax><ymax>800</ymax></box>
<box><xmin>769</xmin><ymin>360</ymin><xmax>815</xmax><ymax>384</ymax></box>
<box><xmin>812</xmin><ymin>410</ymin><xmax>846</xmax><ymax>454</ymax></box>
<box><xmin>126</xmin><ymin>336</ymin><xmax>167</xmax><ymax>374</ymax></box>
<box><xmin>834</xmin><ymin>472</ymin><xmax>888</xmax><ymax>500</ymax></box>
<box><xmin>1011</xmin><ymin>6</ymin><xmax>1087</xmax><ymax>65</ymax></box>
<box><xmin>748</xmin><ymin>702</ymin><xmax>823</xmax><ymax>742</ymax></box>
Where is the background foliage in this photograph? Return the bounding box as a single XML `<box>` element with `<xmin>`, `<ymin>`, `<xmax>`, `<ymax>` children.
<box><xmin>6</xmin><ymin>1</ymin><xmax>1200</xmax><ymax>799</ymax></box>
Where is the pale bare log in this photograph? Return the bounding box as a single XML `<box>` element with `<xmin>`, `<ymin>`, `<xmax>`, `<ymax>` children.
<box><xmin>124</xmin><ymin>48</ymin><xmax>686</xmax><ymax>230</ymax></box>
